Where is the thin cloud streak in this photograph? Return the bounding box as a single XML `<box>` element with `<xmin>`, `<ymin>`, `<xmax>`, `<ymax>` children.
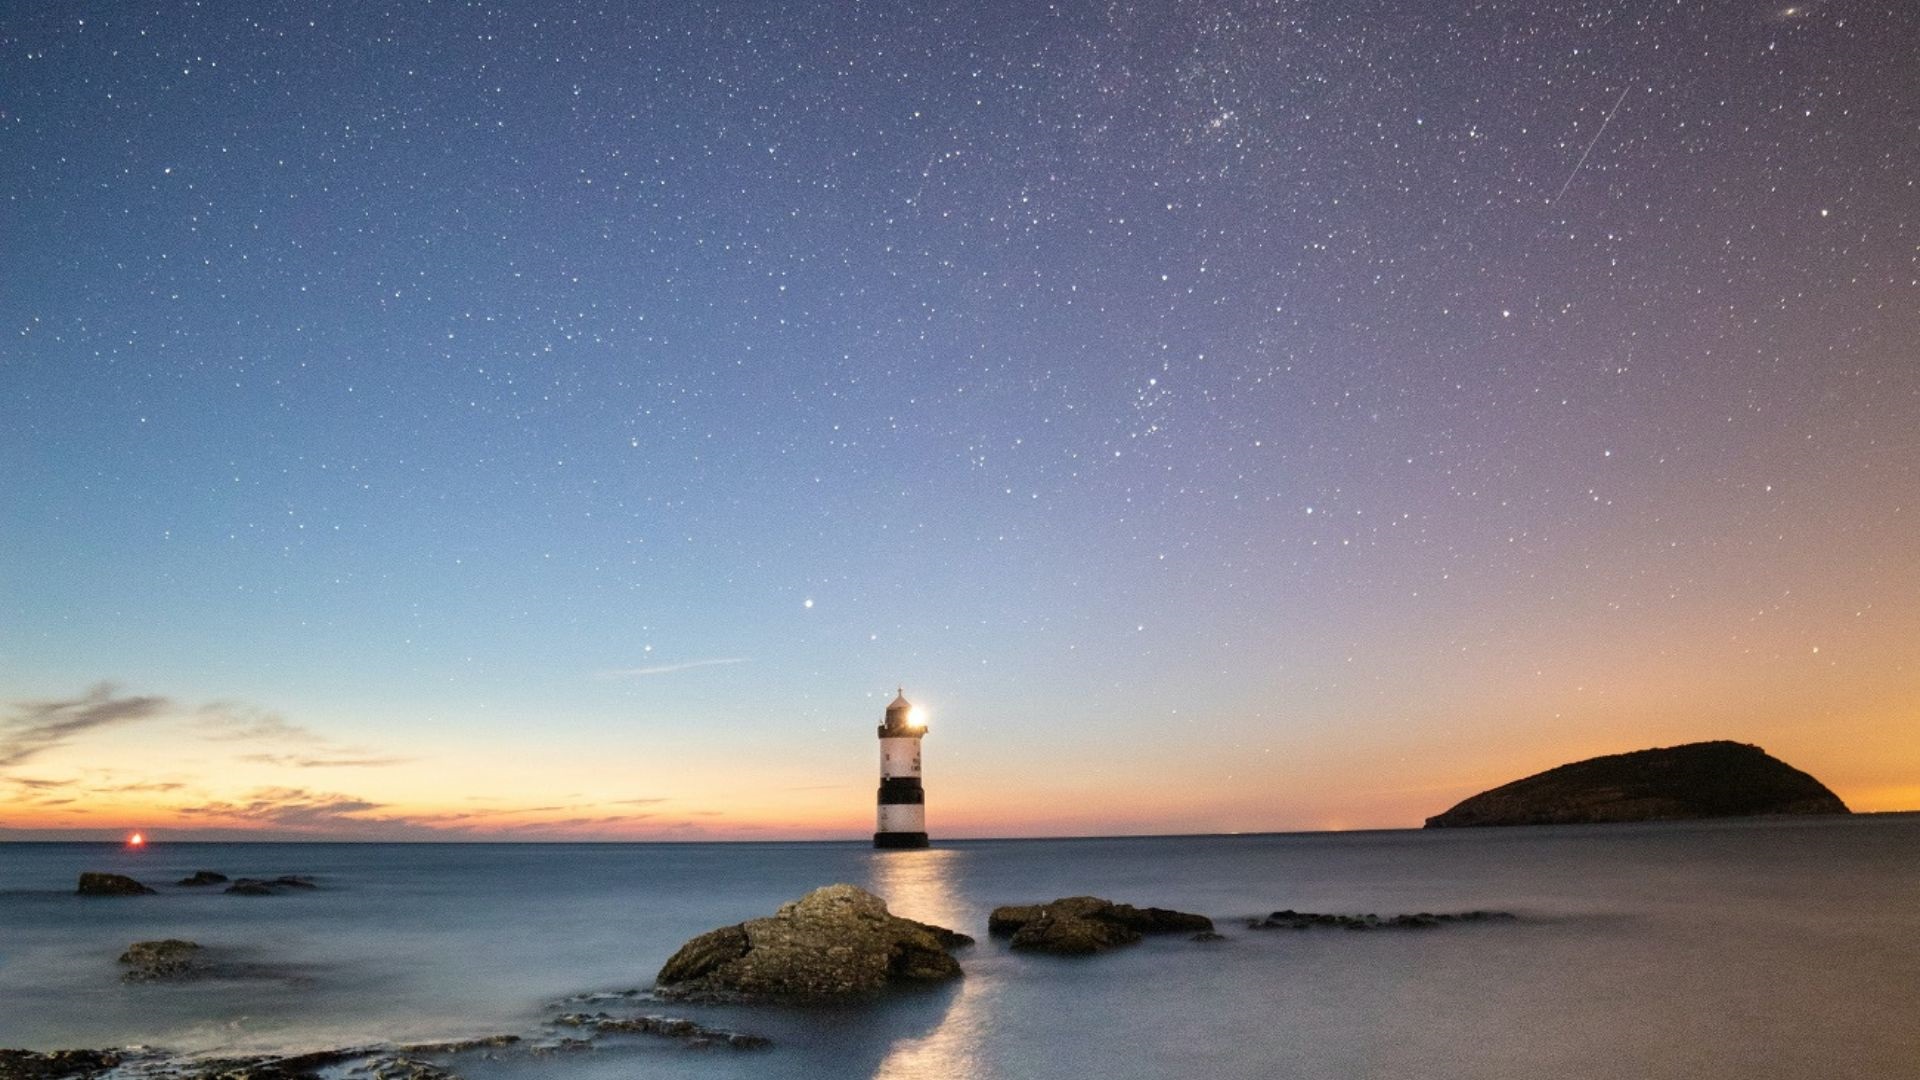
<box><xmin>597</xmin><ymin>657</ymin><xmax>749</xmax><ymax>679</ymax></box>
<box><xmin>0</xmin><ymin>684</ymin><xmax>170</xmax><ymax>768</ymax></box>
<box><xmin>196</xmin><ymin>703</ymin><xmax>323</xmax><ymax>743</ymax></box>
<box><xmin>6</xmin><ymin>777</ymin><xmax>75</xmax><ymax>790</ymax></box>
<box><xmin>239</xmin><ymin>752</ymin><xmax>415</xmax><ymax>769</ymax></box>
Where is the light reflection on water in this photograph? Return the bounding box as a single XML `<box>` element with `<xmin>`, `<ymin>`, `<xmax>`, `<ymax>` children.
<box><xmin>863</xmin><ymin>848</ymin><xmax>983</xmax><ymax>1080</ymax></box>
<box><xmin>863</xmin><ymin>846</ymin><xmax>968</xmax><ymax>935</ymax></box>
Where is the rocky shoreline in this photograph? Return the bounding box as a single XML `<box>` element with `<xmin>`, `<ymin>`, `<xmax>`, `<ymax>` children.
<box><xmin>0</xmin><ymin>1004</ymin><xmax>769</xmax><ymax>1080</ymax></box>
<box><xmin>9</xmin><ymin>881</ymin><xmax>1523</xmax><ymax>1078</ymax></box>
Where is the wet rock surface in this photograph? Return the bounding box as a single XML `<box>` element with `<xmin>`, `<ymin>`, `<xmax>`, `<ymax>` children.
<box><xmin>390</xmin><ymin>1038</ymin><xmax>520</xmax><ymax>1056</ymax></box>
<box><xmin>0</xmin><ymin>1012</ymin><xmax>763</xmax><ymax>1080</ymax></box>
<box><xmin>176</xmin><ymin>871</ymin><xmax>229</xmax><ymax>887</ymax></box>
<box><xmin>353</xmin><ymin>1058</ymin><xmax>460</xmax><ymax>1080</ymax></box>
<box><xmin>0</xmin><ymin>1039</ymin><xmax>529</xmax><ymax>1080</ymax></box>
<box><xmin>0</xmin><ymin>1049</ymin><xmax>122</xmax><ymax>1078</ymax></box>
<box><xmin>75</xmin><ymin>872</ymin><xmax>155</xmax><ymax>896</ymax></box>
<box><xmin>1249</xmin><ymin>909</ymin><xmax>1517</xmax><ymax>931</ymax></box>
<box><xmin>655</xmin><ymin>883</ymin><xmax>969</xmax><ymax>1002</ymax></box>
<box><xmin>989</xmin><ymin>896</ymin><xmax>1215</xmax><ymax>954</ymax></box>
<box><xmin>552</xmin><ymin>1012</ymin><xmax>769</xmax><ymax>1049</ymax></box>
<box><xmin>119</xmin><ymin>940</ymin><xmax>204</xmax><ymax>982</ymax></box>
<box><xmin>224</xmin><ymin>876</ymin><xmax>317</xmax><ymax>897</ymax></box>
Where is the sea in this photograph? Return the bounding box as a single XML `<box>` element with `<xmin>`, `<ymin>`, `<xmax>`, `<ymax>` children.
<box><xmin>2</xmin><ymin>815</ymin><xmax>1916</xmax><ymax>1079</ymax></box>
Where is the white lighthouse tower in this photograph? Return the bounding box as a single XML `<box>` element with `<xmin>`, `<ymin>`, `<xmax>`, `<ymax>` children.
<box><xmin>874</xmin><ymin>689</ymin><xmax>929</xmax><ymax>849</ymax></box>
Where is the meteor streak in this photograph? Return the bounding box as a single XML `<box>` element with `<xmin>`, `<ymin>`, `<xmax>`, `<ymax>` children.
<box><xmin>1551</xmin><ymin>85</ymin><xmax>1631</xmax><ymax>204</ymax></box>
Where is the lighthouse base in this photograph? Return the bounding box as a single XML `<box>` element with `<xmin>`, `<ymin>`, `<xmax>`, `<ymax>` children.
<box><xmin>873</xmin><ymin>831</ymin><xmax>930</xmax><ymax>849</ymax></box>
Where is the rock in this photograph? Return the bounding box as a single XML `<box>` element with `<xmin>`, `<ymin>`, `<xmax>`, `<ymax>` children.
<box><xmin>1248</xmin><ymin>908</ymin><xmax>1516</xmax><ymax>931</ymax></box>
<box><xmin>172</xmin><ymin>1048</ymin><xmax>364</xmax><ymax>1080</ymax></box>
<box><xmin>1010</xmin><ymin>907</ymin><xmax>1140</xmax><ymax>954</ymax></box>
<box><xmin>1425</xmin><ymin>740</ymin><xmax>1850</xmax><ymax>828</ymax></box>
<box><xmin>906</xmin><ymin>918</ymin><xmax>976</xmax><ymax>950</ymax></box>
<box><xmin>356</xmin><ymin>1057</ymin><xmax>459</xmax><ymax>1080</ymax></box>
<box><xmin>119</xmin><ymin>938</ymin><xmax>204</xmax><ymax>981</ymax></box>
<box><xmin>76</xmin><ymin>872</ymin><xmax>155</xmax><ymax>896</ymax></box>
<box><xmin>552</xmin><ymin>1011</ymin><xmax>770</xmax><ymax>1049</ymax></box>
<box><xmin>1191</xmin><ymin>930</ymin><xmax>1227</xmax><ymax>942</ymax></box>
<box><xmin>178</xmin><ymin>870</ymin><xmax>230</xmax><ymax>886</ymax></box>
<box><xmin>989</xmin><ymin>896</ymin><xmax>1214</xmax><ymax>955</ymax></box>
<box><xmin>0</xmin><ymin>1049</ymin><xmax>121</xmax><ymax>1078</ymax></box>
<box><xmin>393</xmin><ymin>1036</ymin><xmax>520</xmax><ymax>1055</ymax></box>
<box><xmin>225</xmin><ymin>875</ymin><xmax>317</xmax><ymax>896</ymax></box>
<box><xmin>986</xmin><ymin>904</ymin><xmax>1042</xmax><ymax>936</ymax></box>
<box><xmin>654</xmin><ymin>884</ymin><xmax>967</xmax><ymax>1002</ymax></box>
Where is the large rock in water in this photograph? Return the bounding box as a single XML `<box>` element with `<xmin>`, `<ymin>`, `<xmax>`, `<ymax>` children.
<box><xmin>119</xmin><ymin>939</ymin><xmax>203</xmax><ymax>982</ymax></box>
<box><xmin>1424</xmin><ymin>741</ymin><xmax>1849</xmax><ymax>828</ymax></box>
<box><xmin>76</xmin><ymin>872</ymin><xmax>155</xmax><ymax>896</ymax></box>
<box><xmin>988</xmin><ymin>896</ymin><xmax>1214</xmax><ymax>954</ymax></box>
<box><xmin>654</xmin><ymin>884</ymin><xmax>971</xmax><ymax>1002</ymax></box>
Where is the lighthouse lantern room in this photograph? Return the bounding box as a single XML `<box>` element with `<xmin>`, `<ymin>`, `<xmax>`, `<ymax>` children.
<box><xmin>874</xmin><ymin>689</ymin><xmax>930</xmax><ymax>849</ymax></box>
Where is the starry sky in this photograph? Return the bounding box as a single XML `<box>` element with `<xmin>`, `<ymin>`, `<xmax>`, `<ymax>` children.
<box><xmin>2</xmin><ymin>0</ymin><xmax>1916</xmax><ymax>840</ymax></box>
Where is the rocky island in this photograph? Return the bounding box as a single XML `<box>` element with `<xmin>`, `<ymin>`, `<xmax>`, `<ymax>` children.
<box><xmin>1425</xmin><ymin>740</ymin><xmax>1849</xmax><ymax>828</ymax></box>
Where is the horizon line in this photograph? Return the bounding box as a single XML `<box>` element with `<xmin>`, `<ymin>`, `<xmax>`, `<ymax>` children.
<box><xmin>2</xmin><ymin>812</ymin><xmax>1911</xmax><ymax>845</ymax></box>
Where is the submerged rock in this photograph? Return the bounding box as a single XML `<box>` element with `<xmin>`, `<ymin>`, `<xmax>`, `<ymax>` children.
<box><xmin>1248</xmin><ymin>909</ymin><xmax>1516</xmax><ymax>931</ymax></box>
<box><xmin>552</xmin><ymin>1012</ymin><xmax>769</xmax><ymax>1049</ymax></box>
<box><xmin>1425</xmin><ymin>741</ymin><xmax>1850</xmax><ymax>828</ymax></box>
<box><xmin>76</xmin><ymin>872</ymin><xmax>155</xmax><ymax>896</ymax></box>
<box><xmin>177</xmin><ymin>870</ymin><xmax>230</xmax><ymax>886</ymax></box>
<box><xmin>119</xmin><ymin>938</ymin><xmax>204</xmax><ymax>981</ymax></box>
<box><xmin>225</xmin><ymin>875</ymin><xmax>317</xmax><ymax>896</ymax></box>
<box><xmin>989</xmin><ymin>896</ymin><xmax>1214</xmax><ymax>955</ymax></box>
<box><xmin>0</xmin><ymin>1049</ymin><xmax>121</xmax><ymax>1078</ymax></box>
<box><xmin>1</xmin><ymin>1033</ymin><xmax>514</xmax><ymax>1080</ymax></box>
<box><xmin>393</xmin><ymin>1036</ymin><xmax>520</xmax><ymax>1055</ymax></box>
<box><xmin>356</xmin><ymin>1057</ymin><xmax>460</xmax><ymax>1080</ymax></box>
<box><xmin>654</xmin><ymin>883</ymin><xmax>969</xmax><ymax>1002</ymax></box>
<box><xmin>171</xmin><ymin>1048</ymin><xmax>372</xmax><ymax>1080</ymax></box>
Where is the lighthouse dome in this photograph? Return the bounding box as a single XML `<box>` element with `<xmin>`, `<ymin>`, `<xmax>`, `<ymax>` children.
<box><xmin>886</xmin><ymin>690</ymin><xmax>912</xmax><ymax>717</ymax></box>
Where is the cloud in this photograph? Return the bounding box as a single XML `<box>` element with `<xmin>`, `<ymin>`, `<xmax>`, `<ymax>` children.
<box><xmin>197</xmin><ymin>700</ymin><xmax>410</xmax><ymax>770</ymax></box>
<box><xmin>176</xmin><ymin>787</ymin><xmax>389</xmax><ymax>829</ymax></box>
<box><xmin>197</xmin><ymin>703</ymin><xmax>322</xmax><ymax>743</ymax></box>
<box><xmin>6</xmin><ymin>776</ymin><xmax>75</xmax><ymax>790</ymax></box>
<box><xmin>92</xmin><ymin>780</ymin><xmax>187</xmax><ymax>793</ymax></box>
<box><xmin>596</xmin><ymin>657</ymin><xmax>749</xmax><ymax>679</ymax></box>
<box><xmin>0</xmin><ymin>684</ymin><xmax>171</xmax><ymax>768</ymax></box>
<box><xmin>239</xmin><ymin>752</ymin><xmax>414</xmax><ymax>769</ymax></box>
<box><xmin>491</xmin><ymin>810</ymin><xmax>662</xmax><ymax>833</ymax></box>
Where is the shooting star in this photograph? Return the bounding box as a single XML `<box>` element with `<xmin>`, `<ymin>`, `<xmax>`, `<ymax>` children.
<box><xmin>1551</xmin><ymin>85</ymin><xmax>1632</xmax><ymax>205</ymax></box>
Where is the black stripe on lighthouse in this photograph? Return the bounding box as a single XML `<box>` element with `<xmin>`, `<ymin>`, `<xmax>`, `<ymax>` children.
<box><xmin>878</xmin><ymin>777</ymin><xmax>925</xmax><ymax>803</ymax></box>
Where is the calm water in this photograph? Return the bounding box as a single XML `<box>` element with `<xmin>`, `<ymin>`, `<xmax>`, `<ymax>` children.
<box><xmin>2</xmin><ymin>817</ymin><xmax>1916</xmax><ymax>1079</ymax></box>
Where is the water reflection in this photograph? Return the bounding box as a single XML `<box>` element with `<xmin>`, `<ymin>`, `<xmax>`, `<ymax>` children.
<box><xmin>864</xmin><ymin>845</ymin><xmax>968</xmax><ymax>932</ymax></box>
<box><xmin>864</xmin><ymin>848</ymin><xmax>986</xmax><ymax>1079</ymax></box>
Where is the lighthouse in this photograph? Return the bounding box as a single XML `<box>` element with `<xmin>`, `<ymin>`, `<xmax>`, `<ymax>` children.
<box><xmin>874</xmin><ymin>689</ymin><xmax>930</xmax><ymax>849</ymax></box>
